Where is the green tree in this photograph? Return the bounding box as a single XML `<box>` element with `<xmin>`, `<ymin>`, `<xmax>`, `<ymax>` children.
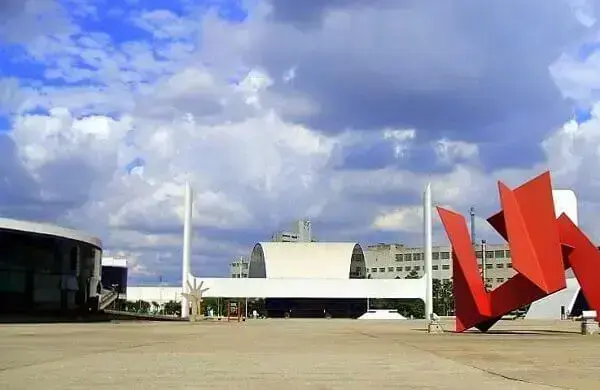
<box><xmin>135</xmin><ymin>300</ymin><xmax>151</xmax><ymax>313</ymax></box>
<box><xmin>163</xmin><ymin>300</ymin><xmax>181</xmax><ymax>316</ymax></box>
<box><xmin>432</xmin><ymin>278</ymin><xmax>454</xmax><ymax>316</ymax></box>
<box><xmin>405</xmin><ymin>269</ymin><xmax>420</xmax><ymax>279</ymax></box>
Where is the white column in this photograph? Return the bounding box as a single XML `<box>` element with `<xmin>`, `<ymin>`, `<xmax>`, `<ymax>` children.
<box><xmin>181</xmin><ymin>181</ymin><xmax>193</xmax><ymax>318</ymax></box>
<box><xmin>424</xmin><ymin>183</ymin><xmax>434</xmax><ymax>320</ymax></box>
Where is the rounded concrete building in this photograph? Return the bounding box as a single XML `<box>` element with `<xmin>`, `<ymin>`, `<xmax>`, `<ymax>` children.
<box><xmin>0</xmin><ymin>218</ymin><xmax>103</xmax><ymax>316</ymax></box>
<box><xmin>248</xmin><ymin>242</ymin><xmax>368</xmax><ymax>318</ymax></box>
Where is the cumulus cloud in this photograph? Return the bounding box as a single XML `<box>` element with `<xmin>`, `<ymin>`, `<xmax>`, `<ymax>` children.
<box><xmin>2</xmin><ymin>0</ymin><xmax>600</xmax><ymax>282</ymax></box>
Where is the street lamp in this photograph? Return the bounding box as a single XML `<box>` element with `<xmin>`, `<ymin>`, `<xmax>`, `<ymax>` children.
<box><xmin>481</xmin><ymin>239</ymin><xmax>487</xmax><ymax>288</ymax></box>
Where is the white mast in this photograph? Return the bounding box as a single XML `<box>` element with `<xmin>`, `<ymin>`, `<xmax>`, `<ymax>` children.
<box><xmin>181</xmin><ymin>181</ymin><xmax>193</xmax><ymax>318</ymax></box>
<box><xmin>424</xmin><ymin>183</ymin><xmax>433</xmax><ymax>320</ymax></box>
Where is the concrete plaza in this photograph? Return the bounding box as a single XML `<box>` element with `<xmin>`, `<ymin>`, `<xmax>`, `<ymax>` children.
<box><xmin>0</xmin><ymin>319</ymin><xmax>598</xmax><ymax>389</ymax></box>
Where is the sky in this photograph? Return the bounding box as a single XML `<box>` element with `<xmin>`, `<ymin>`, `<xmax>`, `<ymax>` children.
<box><xmin>2</xmin><ymin>0</ymin><xmax>600</xmax><ymax>284</ymax></box>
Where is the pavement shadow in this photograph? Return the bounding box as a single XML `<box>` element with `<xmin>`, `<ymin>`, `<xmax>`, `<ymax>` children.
<box><xmin>0</xmin><ymin>314</ymin><xmax>114</xmax><ymax>324</ymax></box>
<box><xmin>411</xmin><ymin>328</ymin><xmax>578</xmax><ymax>335</ymax></box>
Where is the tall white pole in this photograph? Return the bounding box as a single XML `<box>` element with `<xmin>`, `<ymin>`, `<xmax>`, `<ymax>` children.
<box><xmin>181</xmin><ymin>181</ymin><xmax>193</xmax><ymax>318</ymax></box>
<box><xmin>424</xmin><ymin>183</ymin><xmax>434</xmax><ymax>320</ymax></box>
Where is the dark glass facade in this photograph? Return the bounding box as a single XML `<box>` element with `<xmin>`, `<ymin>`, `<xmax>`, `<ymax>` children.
<box><xmin>265</xmin><ymin>298</ymin><xmax>368</xmax><ymax>318</ymax></box>
<box><xmin>101</xmin><ymin>265</ymin><xmax>128</xmax><ymax>294</ymax></box>
<box><xmin>0</xmin><ymin>228</ymin><xmax>102</xmax><ymax>315</ymax></box>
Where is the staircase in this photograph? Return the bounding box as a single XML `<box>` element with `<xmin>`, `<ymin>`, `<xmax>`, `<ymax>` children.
<box><xmin>99</xmin><ymin>288</ymin><xmax>119</xmax><ymax>311</ymax></box>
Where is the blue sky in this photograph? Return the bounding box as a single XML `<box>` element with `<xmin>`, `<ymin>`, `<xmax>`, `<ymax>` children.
<box><xmin>1</xmin><ymin>0</ymin><xmax>600</xmax><ymax>284</ymax></box>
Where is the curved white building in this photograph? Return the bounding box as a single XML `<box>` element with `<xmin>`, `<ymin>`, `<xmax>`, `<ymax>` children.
<box><xmin>249</xmin><ymin>242</ymin><xmax>367</xmax><ymax>279</ymax></box>
<box><xmin>126</xmin><ymin>239</ymin><xmax>427</xmax><ymax>317</ymax></box>
<box><xmin>0</xmin><ymin>217</ymin><xmax>103</xmax><ymax>315</ymax></box>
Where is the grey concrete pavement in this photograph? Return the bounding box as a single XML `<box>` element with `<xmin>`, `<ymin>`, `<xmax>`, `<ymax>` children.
<box><xmin>0</xmin><ymin>319</ymin><xmax>598</xmax><ymax>389</ymax></box>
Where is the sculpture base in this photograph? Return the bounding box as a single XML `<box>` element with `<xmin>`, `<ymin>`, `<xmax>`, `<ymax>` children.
<box><xmin>189</xmin><ymin>315</ymin><xmax>206</xmax><ymax>322</ymax></box>
<box><xmin>581</xmin><ymin>320</ymin><xmax>599</xmax><ymax>335</ymax></box>
<box><xmin>427</xmin><ymin>321</ymin><xmax>445</xmax><ymax>334</ymax></box>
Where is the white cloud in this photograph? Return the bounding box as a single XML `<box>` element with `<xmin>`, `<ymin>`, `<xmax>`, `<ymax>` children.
<box><xmin>4</xmin><ymin>2</ymin><xmax>600</xmax><ymax>280</ymax></box>
<box><xmin>434</xmin><ymin>139</ymin><xmax>479</xmax><ymax>164</ymax></box>
<box><xmin>383</xmin><ymin>128</ymin><xmax>416</xmax><ymax>158</ymax></box>
<box><xmin>372</xmin><ymin>206</ymin><xmax>423</xmax><ymax>232</ymax></box>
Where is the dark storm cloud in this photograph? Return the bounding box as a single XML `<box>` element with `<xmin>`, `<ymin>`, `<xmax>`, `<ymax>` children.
<box><xmin>478</xmin><ymin>141</ymin><xmax>546</xmax><ymax>171</ymax></box>
<box><xmin>252</xmin><ymin>0</ymin><xmax>588</xmax><ymax>168</ymax></box>
<box><xmin>0</xmin><ymin>135</ymin><xmax>57</xmax><ymax>221</ymax></box>
<box><xmin>337</xmin><ymin>139</ymin><xmax>400</xmax><ymax>170</ymax></box>
<box><xmin>335</xmin><ymin>137</ymin><xmax>460</xmax><ymax>173</ymax></box>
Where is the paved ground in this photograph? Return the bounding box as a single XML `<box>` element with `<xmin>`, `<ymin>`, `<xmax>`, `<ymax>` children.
<box><xmin>0</xmin><ymin>319</ymin><xmax>598</xmax><ymax>389</ymax></box>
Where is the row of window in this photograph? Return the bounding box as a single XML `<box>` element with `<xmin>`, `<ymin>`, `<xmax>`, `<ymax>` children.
<box><xmin>476</xmin><ymin>250</ymin><xmax>511</xmax><ymax>259</ymax></box>
<box><xmin>370</xmin><ymin>261</ymin><xmax>514</xmax><ymax>274</ymax></box>
<box><xmin>231</xmin><ymin>262</ymin><xmax>249</xmax><ymax>269</ymax></box>
<box><xmin>371</xmin><ymin>264</ymin><xmax>451</xmax><ymax>273</ymax></box>
<box><xmin>395</xmin><ymin>252</ymin><xmax>451</xmax><ymax>261</ymax></box>
<box><xmin>394</xmin><ymin>249</ymin><xmax>511</xmax><ymax>262</ymax></box>
<box><xmin>482</xmin><ymin>263</ymin><xmax>513</xmax><ymax>269</ymax></box>
<box><xmin>231</xmin><ymin>273</ymin><xmax>248</xmax><ymax>278</ymax></box>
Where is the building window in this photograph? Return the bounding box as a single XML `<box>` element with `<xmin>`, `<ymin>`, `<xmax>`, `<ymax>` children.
<box><xmin>379</xmin><ymin>268</ymin><xmax>385</xmax><ymax>272</ymax></box>
<box><xmin>395</xmin><ymin>254</ymin><xmax>403</xmax><ymax>261</ymax></box>
<box><xmin>486</xmin><ymin>264</ymin><xmax>493</xmax><ymax>269</ymax></box>
<box><xmin>494</xmin><ymin>250</ymin><xmax>504</xmax><ymax>258</ymax></box>
<box><xmin>388</xmin><ymin>267</ymin><xmax>394</xmax><ymax>272</ymax></box>
<box><xmin>415</xmin><ymin>266</ymin><xmax>421</xmax><ymax>271</ymax></box>
<box><xmin>242</xmin><ymin>263</ymin><xmax>249</xmax><ymax>269</ymax></box>
<box><xmin>69</xmin><ymin>247</ymin><xmax>78</xmax><ymax>271</ymax></box>
<box><xmin>432</xmin><ymin>252</ymin><xmax>440</xmax><ymax>260</ymax></box>
<box><xmin>496</xmin><ymin>263</ymin><xmax>504</xmax><ymax>268</ymax></box>
<box><xmin>405</xmin><ymin>266</ymin><xmax>411</xmax><ymax>271</ymax></box>
<box><xmin>486</xmin><ymin>278</ymin><xmax>492</xmax><ymax>283</ymax></box>
<box><xmin>497</xmin><ymin>278</ymin><xmax>504</xmax><ymax>283</ymax></box>
<box><xmin>441</xmin><ymin>252</ymin><xmax>450</xmax><ymax>260</ymax></box>
<box><xmin>442</xmin><ymin>265</ymin><xmax>450</xmax><ymax>270</ymax></box>
<box><xmin>475</xmin><ymin>251</ymin><xmax>483</xmax><ymax>259</ymax></box>
<box><xmin>396</xmin><ymin>267</ymin><xmax>402</xmax><ymax>271</ymax></box>
<box><xmin>405</xmin><ymin>253</ymin><xmax>412</xmax><ymax>261</ymax></box>
<box><xmin>507</xmin><ymin>263</ymin><xmax>513</xmax><ymax>268</ymax></box>
<box><xmin>371</xmin><ymin>268</ymin><xmax>377</xmax><ymax>272</ymax></box>
<box><xmin>432</xmin><ymin>265</ymin><xmax>439</xmax><ymax>270</ymax></box>
<box><xmin>413</xmin><ymin>253</ymin><xmax>421</xmax><ymax>261</ymax></box>
<box><xmin>505</xmin><ymin>250</ymin><xmax>511</xmax><ymax>258</ymax></box>
<box><xmin>241</xmin><ymin>273</ymin><xmax>248</xmax><ymax>278</ymax></box>
<box><xmin>486</xmin><ymin>251</ymin><xmax>493</xmax><ymax>259</ymax></box>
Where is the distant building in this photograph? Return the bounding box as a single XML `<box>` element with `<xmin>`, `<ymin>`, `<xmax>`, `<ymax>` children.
<box><xmin>101</xmin><ymin>256</ymin><xmax>128</xmax><ymax>298</ymax></box>
<box><xmin>229</xmin><ymin>256</ymin><xmax>249</xmax><ymax>278</ymax></box>
<box><xmin>271</xmin><ymin>219</ymin><xmax>315</xmax><ymax>243</ymax></box>
<box><xmin>364</xmin><ymin>242</ymin><xmax>514</xmax><ymax>289</ymax></box>
<box><xmin>229</xmin><ymin>219</ymin><xmax>316</xmax><ymax>278</ymax></box>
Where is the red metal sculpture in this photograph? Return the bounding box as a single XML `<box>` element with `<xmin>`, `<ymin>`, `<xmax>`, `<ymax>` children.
<box><xmin>437</xmin><ymin>171</ymin><xmax>600</xmax><ymax>332</ymax></box>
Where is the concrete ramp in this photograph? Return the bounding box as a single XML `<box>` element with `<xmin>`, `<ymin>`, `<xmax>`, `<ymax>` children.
<box><xmin>357</xmin><ymin>309</ymin><xmax>407</xmax><ymax>320</ymax></box>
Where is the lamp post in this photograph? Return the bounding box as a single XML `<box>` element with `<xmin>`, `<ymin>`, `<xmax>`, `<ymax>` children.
<box><xmin>481</xmin><ymin>239</ymin><xmax>487</xmax><ymax>288</ymax></box>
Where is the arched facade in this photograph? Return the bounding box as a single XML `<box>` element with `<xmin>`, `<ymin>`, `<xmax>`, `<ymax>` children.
<box><xmin>248</xmin><ymin>242</ymin><xmax>367</xmax><ymax>279</ymax></box>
